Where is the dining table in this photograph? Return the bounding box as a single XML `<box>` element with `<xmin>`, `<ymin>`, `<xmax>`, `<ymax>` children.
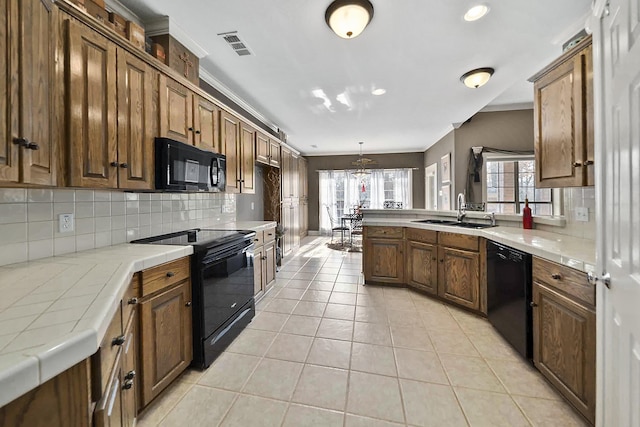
<box><xmin>340</xmin><ymin>212</ymin><xmax>363</xmax><ymax>245</ymax></box>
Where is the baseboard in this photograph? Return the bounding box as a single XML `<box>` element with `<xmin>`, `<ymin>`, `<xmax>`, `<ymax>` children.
<box><xmin>308</xmin><ymin>230</ymin><xmax>320</xmax><ymax>236</ymax></box>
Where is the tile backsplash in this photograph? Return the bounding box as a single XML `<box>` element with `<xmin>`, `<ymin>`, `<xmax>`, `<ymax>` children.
<box><xmin>537</xmin><ymin>187</ymin><xmax>596</xmax><ymax>240</ymax></box>
<box><xmin>0</xmin><ymin>188</ymin><xmax>236</xmax><ymax>266</ymax></box>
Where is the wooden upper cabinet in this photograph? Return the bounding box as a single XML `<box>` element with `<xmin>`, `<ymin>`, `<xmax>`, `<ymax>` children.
<box><xmin>159</xmin><ymin>77</ymin><xmax>193</xmax><ymax>145</ymax></box>
<box><xmin>0</xmin><ymin>0</ymin><xmax>56</xmax><ymax>185</ymax></box>
<box><xmin>66</xmin><ymin>19</ymin><xmax>118</xmax><ymax>188</ymax></box>
<box><xmin>531</xmin><ymin>36</ymin><xmax>593</xmax><ymax>188</ymax></box>
<box><xmin>240</xmin><ymin>121</ymin><xmax>256</xmax><ymax>194</ymax></box>
<box><xmin>256</xmin><ymin>132</ymin><xmax>270</xmax><ymax>165</ymax></box>
<box><xmin>220</xmin><ymin>110</ymin><xmax>240</xmax><ymax>193</ymax></box>
<box><xmin>269</xmin><ymin>139</ymin><xmax>280</xmax><ymax>167</ymax></box>
<box><xmin>281</xmin><ymin>147</ymin><xmax>292</xmax><ymax>199</ymax></box>
<box><xmin>116</xmin><ymin>49</ymin><xmax>154</xmax><ymax>190</ymax></box>
<box><xmin>193</xmin><ymin>96</ymin><xmax>219</xmax><ymax>153</ymax></box>
<box><xmin>298</xmin><ymin>157</ymin><xmax>308</xmax><ymax>199</ymax></box>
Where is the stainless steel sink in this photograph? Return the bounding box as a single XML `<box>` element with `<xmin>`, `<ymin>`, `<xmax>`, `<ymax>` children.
<box><xmin>412</xmin><ymin>219</ymin><xmax>494</xmax><ymax>229</ymax></box>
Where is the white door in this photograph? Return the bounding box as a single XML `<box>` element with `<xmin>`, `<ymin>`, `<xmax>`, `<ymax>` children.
<box><xmin>591</xmin><ymin>0</ymin><xmax>640</xmax><ymax>425</ymax></box>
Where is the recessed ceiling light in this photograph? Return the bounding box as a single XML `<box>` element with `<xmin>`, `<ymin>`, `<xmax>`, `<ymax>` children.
<box><xmin>372</xmin><ymin>88</ymin><xmax>386</xmax><ymax>95</ymax></box>
<box><xmin>464</xmin><ymin>4</ymin><xmax>489</xmax><ymax>21</ymax></box>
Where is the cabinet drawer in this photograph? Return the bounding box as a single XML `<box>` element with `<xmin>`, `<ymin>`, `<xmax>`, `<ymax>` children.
<box><xmin>93</xmin><ymin>348</ymin><xmax>122</xmax><ymax>427</ymax></box>
<box><xmin>141</xmin><ymin>257</ymin><xmax>190</xmax><ymax>297</ymax></box>
<box><xmin>92</xmin><ymin>306</ymin><xmax>123</xmax><ymax>400</ymax></box>
<box><xmin>121</xmin><ymin>273</ymin><xmax>139</xmax><ymax>327</ymax></box>
<box><xmin>365</xmin><ymin>226</ymin><xmax>404</xmax><ymax>239</ymax></box>
<box><xmin>252</xmin><ymin>231</ymin><xmax>264</xmax><ymax>247</ymax></box>
<box><xmin>405</xmin><ymin>228</ymin><xmax>437</xmax><ymax>244</ymax></box>
<box><xmin>533</xmin><ymin>257</ymin><xmax>594</xmax><ymax>307</ymax></box>
<box><xmin>438</xmin><ymin>232</ymin><xmax>479</xmax><ymax>251</ymax></box>
<box><xmin>264</xmin><ymin>227</ymin><xmax>276</xmax><ymax>243</ymax></box>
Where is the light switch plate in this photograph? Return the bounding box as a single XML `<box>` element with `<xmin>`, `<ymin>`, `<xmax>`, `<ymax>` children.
<box><xmin>59</xmin><ymin>213</ymin><xmax>74</xmax><ymax>233</ymax></box>
<box><xmin>575</xmin><ymin>207</ymin><xmax>589</xmax><ymax>222</ymax></box>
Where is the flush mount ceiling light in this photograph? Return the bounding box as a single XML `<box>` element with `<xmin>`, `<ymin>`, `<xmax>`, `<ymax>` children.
<box><xmin>464</xmin><ymin>4</ymin><xmax>489</xmax><ymax>21</ymax></box>
<box><xmin>371</xmin><ymin>88</ymin><xmax>386</xmax><ymax>95</ymax></box>
<box><xmin>460</xmin><ymin>67</ymin><xmax>494</xmax><ymax>88</ymax></box>
<box><xmin>325</xmin><ymin>0</ymin><xmax>374</xmax><ymax>39</ymax></box>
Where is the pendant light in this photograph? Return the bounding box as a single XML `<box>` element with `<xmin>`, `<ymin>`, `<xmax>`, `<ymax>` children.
<box><xmin>460</xmin><ymin>68</ymin><xmax>494</xmax><ymax>88</ymax></box>
<box><xmin>325</xmin><ymin>0</ymin><xmax>374</xmax><ymax>39</ymax></box>
<box><xmin>351</xmin><ymin>142</ymin><xmax>374</xmax><ymax>179</ymax></box>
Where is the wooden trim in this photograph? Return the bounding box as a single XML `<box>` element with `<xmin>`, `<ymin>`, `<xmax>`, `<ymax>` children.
<box><xmin>529</xmin><ymin>35</ymin><xmax>593</xmax><ymax>81</ymax></box>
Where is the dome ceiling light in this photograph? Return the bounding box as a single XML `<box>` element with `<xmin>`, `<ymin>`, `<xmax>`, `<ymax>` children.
<box><xmin>460</xmin><ymin>68</ymin><xmax>495</xmax><ymax>88</ymax></box>
<box><xmin>325</xmin><ymin>0</ymin><xmax>374</xmax><ymax>39</ymax></box>
<box><xmin>464</xmin><ymin>4</ymin><xmax>490</xmax><ymax>22</ymax></box>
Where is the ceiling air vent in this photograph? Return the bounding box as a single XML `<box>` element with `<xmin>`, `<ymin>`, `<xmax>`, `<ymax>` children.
<box><xmin>218</xmin><ymin>31</ymin><xmax>253</xmax><ymax>57</ymax></box>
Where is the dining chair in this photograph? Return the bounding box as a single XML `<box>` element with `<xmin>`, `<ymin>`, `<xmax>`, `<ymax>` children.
<box><xmin>325</xmin><ymin>205</ymin><xmax>349</xmax><ymax>244</ymax></box>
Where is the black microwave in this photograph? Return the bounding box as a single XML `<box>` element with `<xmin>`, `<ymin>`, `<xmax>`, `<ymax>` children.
<box><xmin>155</xmin><ymin>138</ymin><xmax>226</xmax><ymax>192</ymax></box>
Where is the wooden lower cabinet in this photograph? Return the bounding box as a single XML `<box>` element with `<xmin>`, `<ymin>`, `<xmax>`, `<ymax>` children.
<box><xmin>139</xmin><ymin>280</ymin><xmax>193</xmax><ymax>407</ymax></box>
<box><xmin>406</xmin><ymin>240</ymin><xmax>438</xmax><ymax>295</ymax></box>
<box><xmin>363</xmin><ymin>237</ymin><xmax>404</xmax><ymax>284</ymax></box>
<box><xmin>532</xmin><ymin>282</ymin><xmax>596</xmax><ymax>424</ymax></box>
<box><xmin>437</xmin><ymin>246</ymin><xmax>480</xmax><ymax>310</ymax></box>
<box><xmin>254</xmin><ymin>229</ymin><xmax>277</xmax><ymax>297</ymax></box>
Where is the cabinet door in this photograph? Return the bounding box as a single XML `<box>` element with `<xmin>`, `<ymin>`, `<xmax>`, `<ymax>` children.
<box><xmin>256</xmin><ymin>132</ymin><xmax>270</xmax><ymax>165</ymax></box>
<box><xmin>438</xmin><ymin>246</ymin><xmax>479</xmax><ymax>310</ymax></box>
<box><xmin>120</xmin><ymin>311</ymin><xmax>137</xmax><ymax>427</ymax></box>
<box><xmin>532</xmin><ymin>282</ymin><xmax>596</xmax><ymax>423</ymax></box>
<box><xmin>291</xmin><ymin>153</ymin><xmax>299</xmax><ymax>199</ymax></box>
<box><xmin>116</xmin><ymin>49</ymin><xmax>154</xmax><ymax>190</ymax></box>
<box><xmin>194</xmin><ymin>95</ymin><xmax>219</xmax><ymax>153</ymax></box>
<box><xmin>534</xmin><ymin>48</ymin><xmax>588</xmax><ymax>188</ymax></box>
<box><xmin>254</xmin><ymin>245</ymin><xmax>264</xmax><ymax>295</ymax></box>
<box><xmin>18</xmin><ymin>0</ymin><xmax>56</xmax><ymax>185</ymax></box>
<box><xmin>159</xmin><ymin>77</ymin><xmax>193</xmax><ymax>145</ymax></box>
<box><xmin>269</xmin><ymin>139</ymin><xmax>280</xmax><ymax>167</ymax></box>
<box><xmin>292</xmin><ymin>202</ymin><xmax>300</xmax><ymax>248</ymax></box>
<box><xmin>66</xmin><ymin>19</ymin><xmax>117</xmax><ymax>188</ymax></box>
<box><xmin>240</xmin><ymin>121</ymin><xmax>256</xmax><ymax>194</ymax></box>
<box><xmin>406</xmin><ymin>241</ymin><xmax>438</xmax><ymax>295</ymax></box>
<box><xmin>139</xmin><ymin>281</ymin><xmax>192</xmax><ymax>407</ymax></box>
<box><xmin>264</xmin><ymin>241</ymin><xmax>276</xmax><ymax>288</ymax></box>
<box><xmin>0</xmin><ymin>0</ymin><xmax>18</xmax><ymax>183</ymax></box>
<box><xmin>94</xmin><ymin>350</ymin><xmax>123</xmax><ymax>427</ymax></box>
<box><xmin>281</xmin><ymin>147</ymin><xmax>292</xmax><ymax>199</ymax></box>
<box><xmin>363</xmin><ymin>238</ymin><xmax>404</xmax><ymax>284</ymax></box>
<box><xmin>220</xmin><ymin>110</ymin><xmax>240</xmax><ymax>193</ymax></box>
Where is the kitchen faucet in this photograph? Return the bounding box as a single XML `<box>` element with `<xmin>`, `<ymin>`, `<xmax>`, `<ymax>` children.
<box><xmin>484</xmin><ymin>212</ymin><xmax>496</xmax><ymax>226</ymax></box>
<box><xmin>457</xmin><ymin>192</ymin><xmax>466</xmax><ymax>222</ymax></box>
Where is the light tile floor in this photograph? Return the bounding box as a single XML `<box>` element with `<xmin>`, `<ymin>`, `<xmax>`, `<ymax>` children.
<box><xmin>137</xmin><ymin>237</ymin><xmax>588</xmax><ymax>427</ymax></box>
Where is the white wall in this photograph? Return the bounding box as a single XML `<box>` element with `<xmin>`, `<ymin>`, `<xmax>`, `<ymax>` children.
<box><xmin>0</xmin><ymin>188</ymin><xmax>236</xmax><ymax>267</ymax></box>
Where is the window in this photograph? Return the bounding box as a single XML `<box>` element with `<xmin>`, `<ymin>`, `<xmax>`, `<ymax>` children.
<box><xmin>485</xmin><ymin>157</ymin><xmax>552</xmax><ymax>215</ymax></box>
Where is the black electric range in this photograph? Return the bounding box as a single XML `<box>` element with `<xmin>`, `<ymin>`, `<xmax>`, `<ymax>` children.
<box><xmin>133</xmin><ymin>228</ymin><xmax>256</xmax><ymax>368</ymax></box>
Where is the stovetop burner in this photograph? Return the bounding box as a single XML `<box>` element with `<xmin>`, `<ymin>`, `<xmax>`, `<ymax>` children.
<box><xmin>132</xmin><ymin>228</ymin><xmax>255</xmax><ymax>251</ymax></box>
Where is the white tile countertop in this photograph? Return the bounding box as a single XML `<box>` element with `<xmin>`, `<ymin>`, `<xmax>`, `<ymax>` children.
<box><xmin>0</xmin><ymin>221</ymin><xmax>276</xmax><ymax>408</ymax></box>
<box><xmin>363</xmin><ymin>218</ymin><xmax>596</xmax><ymax>273</ymax></box>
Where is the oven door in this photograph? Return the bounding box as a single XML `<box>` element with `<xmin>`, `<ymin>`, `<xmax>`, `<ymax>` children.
<box><xmin>200</xmin><ymin>241</ymin><xmax>255</xmax><ymax>337</ymax></box>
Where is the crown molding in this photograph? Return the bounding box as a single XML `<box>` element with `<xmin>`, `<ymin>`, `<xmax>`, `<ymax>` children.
<box><xmin>104</xmin><ymin>0</ymin><xmax>142</xmax><ymax>25</ymax></box>
<box><xmin>480</xmin><ymin>102</ymin><xmax>534</xmax><ymax>112</ymax></box>
<box><xmin>145</xmin><ymin>16</ymin><xmax>209</xmax><ymax>58</ymax></box>
<box><xmin>199</xmin><ymin>68</ymin><xmax>279</xmax><ymax>134</ymax></box>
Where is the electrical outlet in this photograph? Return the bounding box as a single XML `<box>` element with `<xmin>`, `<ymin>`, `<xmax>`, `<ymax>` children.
<box><xmin>251</xmin><ymin>202</ymin><xmax>255</xmax><ymax>210</ymax></box>
<box><xmin>575</xmin><ymin>207</ymin><xmax>589</xmax><ymax>222</ymax></box>
<box><xmin>59</xmin><ymin>213</ymin><xmax>74</xmax><ymax>233</ymax></box>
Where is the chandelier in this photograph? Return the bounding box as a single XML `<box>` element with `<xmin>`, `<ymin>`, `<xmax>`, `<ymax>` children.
<box><xmin>351</xmin><ymin>142</ymin><xmax>376</xmax><ymax>178</ymax></box>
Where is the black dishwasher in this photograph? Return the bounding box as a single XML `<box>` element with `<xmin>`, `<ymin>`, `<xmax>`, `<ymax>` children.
<box><xmin>486</xmin><ymin>240</ymin><xmax>533</xmax><ymax>360</ymax></box>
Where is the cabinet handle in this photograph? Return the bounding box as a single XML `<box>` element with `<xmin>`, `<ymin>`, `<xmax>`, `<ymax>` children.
<box><xmin>262</xmin><ymin>256</ymin><xmax>267</xmax><ymax>260</ymax></box>
<box><xmin>432</xmin><ymin>257</ymin><xmax>437</xmax><ymax>261</ymax></box>
<box><xmin>267</xmin><ymin>233</ymin><xmax>273</xmax><ymax>236</ymax></box>
<box><xmin>122</xmin><ymin>379</ymin><xmax>134</xmax><ymax>390</ymax></box>
<box><xmin>195</xmin><ymin>130</ymin><xmax>201</xmax><ymax>134</ymax></box>
<box><xmin>112</xmin><ymin>335</ymin><xmax>126</xmax><ymax>346</ymax></box>
<box><xmin>185</xmin><ymin>301</ymin><xmax>192</xmax><ymax>307</ymax></box>
<box><xmin>13</xmin><ymin>137</ymin><xmax>29</xmax><ymax>147</ymax></box>
<box><xmin>583</xmin><ymin>160</ymin><xmax>594</xmax><ymax>166</ymax></box>
<box><xmin>188</xmin><ymin>127</ymin><xmax>194</xmax><ymax>132</ymax></box>
<box><xmin>551</xmin><ymin>273</ymin><xmax>562</xmax><ymax>280</ymax></box>
<box><xmin>26</xmin><ymin>142</ymin><xmax>39</xmax><ymax>150</ymax></box>
<box><xmin>128</xmin><ymin>297</ymin><xmax>138</xmax><ymax>305</ymax></box>
<box><xmin>166</xmin><ymin>271</ymin><xmax>175</xmax><ymax>277</ymax></box>
<box><xmin>120</xmin><ymin>163</ymin><xmax>128</xmax><ymax>168</ymax></box>
<box><xmin>440</xmin><ymin>259</ymin><xmax>444</xmax><ymax>263</ymax></box>
<box><xmin>125</xmin><ymin>370</ymin><xmax>136</xmax><ymax>380</ymax></box>
<box><xmin>110</xmin><ymin>161</ymin><xmax>119</xmax><ymax>167</ymax></box>
<box><xmin>254</xmin><ymin>238</ymin><xmax>259</xmax><ymax>242</ymax></box>
<box><xmin>572</xmin><ymin>162</ymin><xmax>583</xmax><ymax>167</ymax></box>
<box><xmin>530</xmin><ymin>301</ymin><xmax>538</xmax><ymax>307</ymax></box>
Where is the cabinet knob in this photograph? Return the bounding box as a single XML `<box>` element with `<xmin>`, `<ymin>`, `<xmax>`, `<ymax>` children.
<box><xmin>122</xmin><ymin>379</ymin><xmax>134</xmax><ymax>390</ymax></box>
<box><xmin>267</xmin><ymin>233</ymin><xmax>273</xmax><ymax>236</ymax></box>
<box><xmin>188</xmin><ymin>127</ymin><xmax>194</xmax><ymax>132</ymax></box>
<box><xmin>530</xmin><ymin>301</ymin><xmax>538</xmax><ymax>308</ymax></box>
<box><xmin>166</xmin><ymin>271</ymin><xmax>175</xmax><ymax>277</ymax></box>
<box><xmin>26</xmin><ymin>142</ymin><xmax>39</xmax><ymax>150</ymax></box>
<box><xmin>254</xmin><ymin>239</ymin><xmax>259</xmax><ymax>242</ymax></box>
<box><xmin>572</xmin><ymin>162</ymin><xmax>583</xmax><ymax>167</ymax></box>
<box><xmin>12</xmin><ymin>137</ymin><xmax>29</xmax><ymax>147</ymax></box>
<box><xmin>125</xmin><ymin>370</ymin><xmax>136</xmax><ymax>380</ymax></box>
<box><xmin>120</xmin><ymin>163</ymin><xmax>128</xmax><ymax>168</ymax></box>
<box><xmin>110</xmin><ymin>161</ymin><xmax>119</xmax><ymax>167</ymax></box>
<box><xmin>440</xmin><ymin>259</ymin><xmax>444</xmax><ymax>263</ymax></box>
<box><xmin>185</xmin><ymin>301</ymin><xmax>192</xmax><ymax>307</ymax></box>
<box><xmin>195</xmin><ymin>130</ymin><xmax>201</xmax><ymax>134</ymax></box>
<box><xmin>583</xmin><ymin>160</ymin><xmax>594</xmax><ymax>166</ymax></box>
<box><xmin>551</xmin><ymin>273</ymin><xmax>562</xmax><ymax>280</ymax></box>
<box><xmin>128</xmin><ymin>297</ymin><xmax>138</xmax><ymax>305</ymax></box>
<box><xmin>262</xmin><ymin>256</ymin><xmax>267</xmax><ymax>260</ymax></box>
<box><xmin>112</xmin><ymin>335</ymin><xmax>126</xmax><ymax>346</ymax></box>
<box><xmin>432</xmin><ymin>257</ymin><xmax>437</xmax><ymax>261</ymax></box>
